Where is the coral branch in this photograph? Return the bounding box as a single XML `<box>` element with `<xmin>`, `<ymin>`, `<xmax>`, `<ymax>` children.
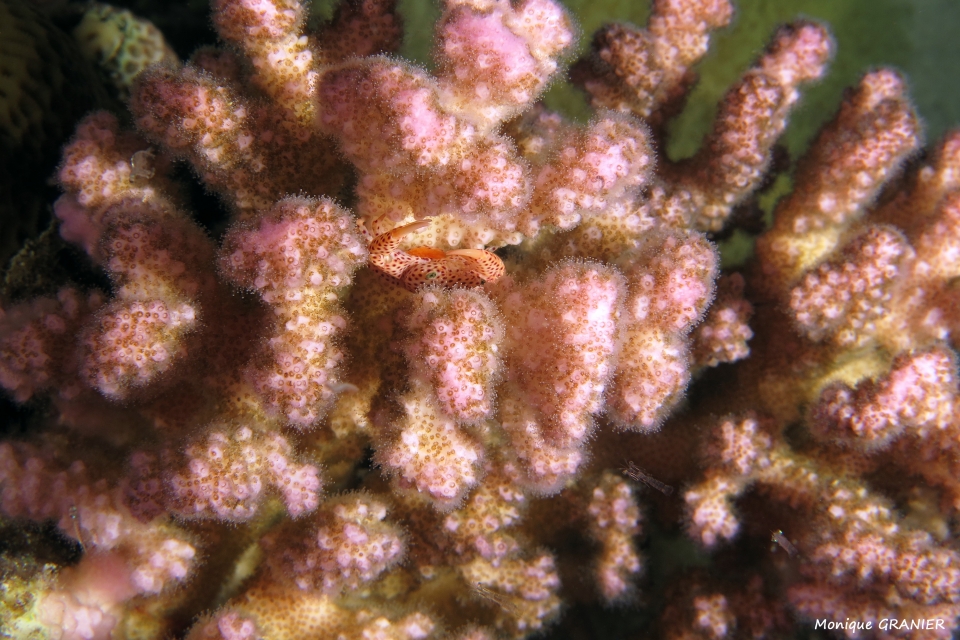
<box><xmin>220</xmin><ymin>197</ymin><xmax>367</xmax><ymax>427</ymax></box>
<box><xmin>4</xmin><ymin>0</ymin><xmax>960</xmax><ymax>637</ymax></box>
<box><xmin>571</xmin><ymin>0</ymin><xmax>734</xmax><ymax>123</ymax></box>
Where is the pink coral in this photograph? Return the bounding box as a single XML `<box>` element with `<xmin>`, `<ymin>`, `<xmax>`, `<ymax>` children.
<box><xmin>0</xmin><ymin>289</ymin><xmax>103</xmax><ymax>402</ymax></box>
<box><xmin>3</xmin><ymin>0</ymin><xmax>960</xmax><ymax>638</ymax></box>
<box><xmin>435</xmin><ymin>0</ymin><xmax>573</xmax><ymax>129</ymax></box>
<box><xmin>684</xmin><ymin>414</ymin><xmax>960</xmax><ymax>633</ymax></box>
<box><xmin>168</xmin><ymin>427</ymin><xmax>321</xmax><ymax>520</ymax></box>
<box><xmin>263</xmin><ymin>493</ymin><xmax>405</xmax><ymax>593</ymax></box>
<box><xmin>0</xmin><ymin>441</ymin><xmax>197</xmax><ymax>638</ymax></box>
<box><xmin>188</xmin><ymin>611</ymin><xmax>260</xmax><ymax>640</ymax></box>
<box><xmin>375</xmin><ymin>380</ymin><xmax>485</xmax><ymax>508</ymax></box>
<box><xmin>519</xmin><ymin>113</ymin><xmax>654</xmax><ymax>235</ymax></box>
<box><xmin>54</xmin><ymin>113</ymin><xmax>216</xmax><ymax>398</ymax></box>
<box><xmin>220</xmin><ymin>197</ymin><xmax>368</xmax><ymax>426</ymax></box>
<box><xmin>609</xmin><ymin>231</ymin><xmax>718</xmax><ymax>430</ymax></box>
<box><xmin>572</xmin><ymin>0</ymin><xmax>735</xmax><ymax>121</ymax></box>
<box><xmin>692</xmin><ymin>274</ymin><xmax>754</xmax><ymax>368</ymax></box>
<box><xmin>585</xmin><ymin>471</ymin><xmax>643</xmax><ymax>601</ymax></box>
<box><xmin>811</xmin><ymin>347</ymin><xmax>957</xmax><ymax>447</ymax></box>
<box><xmin>496</xmin><ymin>261</ymin><xmax>625</xmax><ymax>491</ymax></box>
<box><xmin>789</xmin><ymin>226</ymin><xmax>912</xmax><ymax>346</ymax></box>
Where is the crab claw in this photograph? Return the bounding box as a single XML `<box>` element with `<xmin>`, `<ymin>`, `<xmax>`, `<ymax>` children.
<box><xmin>446</xmin><ymin>249</ymin><xmax>506</xmax><ymax>283</ymax></box>
<box><xmin>399</xmin><ymin>249</ymin><xmax>505</xmax><ymax>291</ymax></box>
<box><xmin>368</xmin><ymin>219</ymin><xmax>505</xmax><ymax>290</ymax></box>
<box><xmin>369</xmin><ymin>220</ymin><xmax>432</xmax><ymax>279</ymax></box>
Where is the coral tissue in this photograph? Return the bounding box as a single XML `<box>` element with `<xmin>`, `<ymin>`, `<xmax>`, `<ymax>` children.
<box><xmin>2</xmin><ymin>0</ymin><xmax>959</xmax><ymax>638</ymax></box>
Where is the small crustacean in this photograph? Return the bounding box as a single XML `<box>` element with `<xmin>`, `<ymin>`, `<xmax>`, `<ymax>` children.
<box><xmin>622</xmin><ymin>461</ymin><xmax>674</xmax><ymax>495</ymax></box>
<box><xmin>69</xmin><ymin>502</ymin><xmax>86</xmax><ymax>552</ymax></box>
<box><xmin>368</xmin><ymin>219</ymin><xmax>505</xmax><ymax>292</ymax></box>
<box><xmin>473</xmin><ymin>582</ymin><xmax>519</xmax><ymax>616</ymax></box>
<box><xmin>771</xmin><ymin>529</ymin><xmax>798</xmax><ymax>557</ymax></box>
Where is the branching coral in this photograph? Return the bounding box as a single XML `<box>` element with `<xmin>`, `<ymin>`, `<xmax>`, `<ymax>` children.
<box><xmin>2</xmin><ymin>0</ymin><xmax>960</xmax><ymax>638</ymax></box>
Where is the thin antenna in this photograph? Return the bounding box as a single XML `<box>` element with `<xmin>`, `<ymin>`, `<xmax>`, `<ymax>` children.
<box><xmin>622</xmin><ymin>461</ymin><xmax>674</xmax><ymax>495</ymax></box>
<box><xmin>474</xmin><ymin>583</ymin><xmax>519</xmax><ymax>616</ymax></box>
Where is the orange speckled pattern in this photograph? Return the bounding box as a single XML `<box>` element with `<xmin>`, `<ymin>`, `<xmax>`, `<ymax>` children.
<box><xmin>369</xmin><ymin>220</ymin><xmax>505</xmax><ymax>291</ymax></box>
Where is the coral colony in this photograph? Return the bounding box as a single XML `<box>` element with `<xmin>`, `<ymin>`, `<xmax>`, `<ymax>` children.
<box><xmin>2</xmin><ymin>0</ymin><xmax>960</xmax><ymax>638</ymax></box>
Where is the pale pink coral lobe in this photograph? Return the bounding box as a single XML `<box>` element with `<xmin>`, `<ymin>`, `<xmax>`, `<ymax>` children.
<box><xmin>2</xmin><ymin>0</ymin><xmax>960</xmax><ymax>638</ymax></box>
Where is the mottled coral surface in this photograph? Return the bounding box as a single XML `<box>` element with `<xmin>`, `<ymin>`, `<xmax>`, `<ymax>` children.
<box><xmin>1</xmin><ymin>0</ymin><xmax>960</xmax><ymax>639</ymax></box>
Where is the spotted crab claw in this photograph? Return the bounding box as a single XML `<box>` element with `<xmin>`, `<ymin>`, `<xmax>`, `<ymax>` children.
<box><xmin>368</xmin><ymin>220</ymin><xmax>432</xmax><ymax>279</ymax></box>
<box><xmin>367</xmin><ymin>219</ymin><xmax>505</xmax><ymax>291</ymax></box>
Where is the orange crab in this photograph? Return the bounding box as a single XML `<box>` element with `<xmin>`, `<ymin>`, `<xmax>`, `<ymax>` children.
<box><xmin>368</xmin><ymin>219</ymin><xmax>505</xmax><ymax>292</ymax></box>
